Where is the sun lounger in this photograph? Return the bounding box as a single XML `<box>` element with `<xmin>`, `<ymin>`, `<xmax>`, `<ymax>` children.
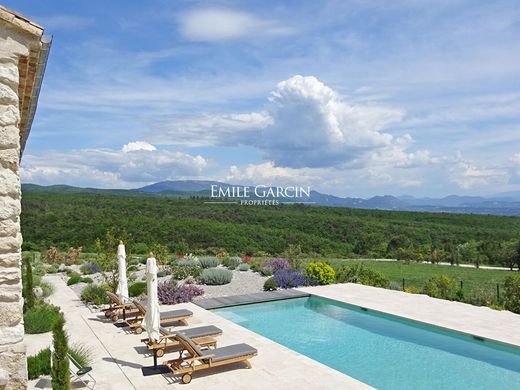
<box><xmin>102</xmin><ymin>291</ymin><xmax>136</xmax><ymax>321</ymax></box>
<box><xmin>163</xmin><ymin>332</ymin><xmax>257</xmax><ymax>384</ymax></box>
<box><xmin>125</xmin><ymin>300</ymin><xmax>193</xmax><ymax>334</ymax></box>
<box><xmin>141</xmin><ymin>325</ymin><xmax>223</xmax><ymax>357</ymax></box>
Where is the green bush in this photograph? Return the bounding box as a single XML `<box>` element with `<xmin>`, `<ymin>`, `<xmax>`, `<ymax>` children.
<box><xmin>306</xmin><ymin>262</ymin><xmax>335</xmax><ymax>285</ymax></box>
<box><xmin>69</xmin><ymin>342</ymin><xmax>94</xmax><ymax>368</ymax></box>
<box><xmin>222</xmin><ymin>256</ymin><xmax>241</xmax><ymax>270</ymax></box>
<box><xmin>238</xmin><ymin>263</ymin><xmax>250</xmax><ymax>271</ymax></box>
<box><xmin>51</xmin><ymin>314</ymin><xmax>70</xmax><ymax>390</ymax></box>
<box><xmin>260</xmin><ymin>266</ymin><xmax>273</xmax><ymax>276</ymax></box>
<box><xmin>27</xmin><ymin>348</ymin><xmax>51</xmax><ymax>380</ymax></box>
<box><xmin>200</xmin><ymin>268</ymin><xmax>233</xmax><ymax>285</ymax></box>
<box><xmin>24</xmin><ymin>303</ymin><xmax>61</xmax><ymax>334</ymax></box>
<box><xmin>264</xmin><ymin>277</ymin><xmax>278</xmax><ymax>291</ymax></box>
<box><xmin>177</xmin><ymin>258</ymin><xmax>201</xmax><ymax>267</ymax></box>
<box><xmin>80</xmin><ymin>284</ymin><xmax>109</xmax><ymax>305</ymax></box>
<box><xmin>127</xmin><ymin>264</ymin><xmax>138</xmax><ymax>272</ymax></box>
<box><xmin>423</xmin><ymin>275</ymin><xmax>461</xmax><ymax>301</ymax></box>
<box><xmin>128</xmin><ymin>282</ymin><xmax>147</xmax><ymax>297</ymax></box>
<box><xmin>40</xmin><ymin>281</ymin><xmax>54</xmax><ymax>298</ymax></box>
<box><xmin>46</xmin><ymin>264</ymin><xmax>59</xmax><ymax>274</ymax></box>
<box><xmin>503</xmin><ymin>274</ymin><xmax>520</xmax><ymax>314</ymax></box>
<box><xmin>170</xmin><ymin>265</ymin><xmax>202</xmax><ymax>280</ymax></box>
<box><xmin>199</xmin><ymin>256</ymin><xmax>219</xmax><ymax>268</ymax></box>
<box><xmin>335</xmin><ymin>264</ymin><xmax>389</xmax><ymax>288</ymax></box>
<box><xmin>157</xmin><ymin>271</ymin><xmax>168</xmax><ymax>277</ymax></box>
<box><xmin>66</xmin><ymin>272</ymin><xmax>81</xmax><ymax>285</ymax></box>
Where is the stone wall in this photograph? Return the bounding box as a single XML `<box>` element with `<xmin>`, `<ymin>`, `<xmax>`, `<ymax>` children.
<box><xmin>0</xmin><ymin>23</ymin><xmax>40</xmax><ymax>390</ymax></box>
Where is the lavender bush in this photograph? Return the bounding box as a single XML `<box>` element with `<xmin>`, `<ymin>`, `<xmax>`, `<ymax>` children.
<box><xmin>80</xmin><ymin>262</ymin><xmax>100</xmax><ymax>275</ymax></box>
<box><xmin>274</xmin><ymin>269</ymin><xmax>306</xmax><ymax>289</ymax></box>
<box><xmin>158</xmin><ymin>281</ymin><xmax>204</xmax><ymax>304</ymax></box>
<box><xmin>262</xmin><ymin>258</ymin><xmax>291</xmax><ymax>273</ymax></box>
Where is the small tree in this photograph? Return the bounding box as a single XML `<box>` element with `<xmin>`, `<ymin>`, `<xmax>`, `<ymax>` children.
<box><xmin>45</xmin><ymin>247</ymin><xmax>64</xmax><ymax>264</ymax></box>
<box><xmin>457</xmin><ymin>241</ymin><xmax>480</xmax><ymax>267</ymax></box>
<box><xmin>153</xmin><ymin>243</ymin><xmax>170</xmax><ymax>270</ymax></box>
<box><xmin>23</xmin><ymin>255</ymin><xmax>36</xmax><ymax>311</ymax></box>
<box><xmin>51</xmin><ymin>314</ymin><xmax>69</xmax><ymax>390</ymax></box>
<box><xmin>66</xmin><ymin>247</ymin><xmax>82</xmax><ymax>265</ymax></box>
<box><xmin>282</xmin><ymin>244</ymin><xmax>303</xmax><ymax>270</ymax></box>
<box><xmin>95</xmin><ymin>228</ymin><xmax>129</xmax><ymax>292</ymax></box>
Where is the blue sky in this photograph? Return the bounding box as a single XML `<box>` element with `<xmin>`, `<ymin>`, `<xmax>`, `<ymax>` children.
<box><xmin>7</xmin><ymin>0</ymin><xmax>520</xmax><ymax>197</ymax></box>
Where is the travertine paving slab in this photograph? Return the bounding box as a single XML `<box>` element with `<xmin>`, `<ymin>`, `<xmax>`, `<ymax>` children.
<box><xmin>298</xmin><ymin>283</ymin><xmax>520</xmax><ymax>348</ymax></box>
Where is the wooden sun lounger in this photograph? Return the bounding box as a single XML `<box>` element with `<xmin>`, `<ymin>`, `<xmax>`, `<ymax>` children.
<box><xmin>102</xmin><ymin>291</ymin><xmax>137</xmax><ymax>321</ymax></box>
<box><xmin>163</xmin><ymin>332</ymin><xmax>257</xmax><ymax>384</ymax></box>
<box><xmin>124</xmin><ymin>300</ymin><xmax>193</xmax><ymax>334</ymax></box>
<box><xmin>141</xmin><ymin>325</ymin><xmax>223</xmax><ymax>357</ymax></box>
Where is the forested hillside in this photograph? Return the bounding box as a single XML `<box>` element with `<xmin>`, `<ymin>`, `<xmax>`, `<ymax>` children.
<box><xmin>20</xmin><ymin>190</ymin><xmax>520</xmax><ymax>265</ymax></box>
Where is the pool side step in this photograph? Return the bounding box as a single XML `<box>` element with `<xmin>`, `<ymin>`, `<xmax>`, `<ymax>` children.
<box><xmin>194</xmin><ymin>289</ymin><xmax>310</xmax><ymax>309</ymax></box>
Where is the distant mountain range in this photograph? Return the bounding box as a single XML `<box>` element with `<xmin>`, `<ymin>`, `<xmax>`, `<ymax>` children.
<box><xmin>22</xmin><ymin>180</ymin><xmax>520</xmax><ymax>216</ymax></box>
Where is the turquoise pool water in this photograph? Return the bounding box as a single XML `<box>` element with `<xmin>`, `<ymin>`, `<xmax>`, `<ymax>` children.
<box><xmin>214</xmin><ymin>296</ymin><xmax>520</xmax><ymax>389</ymax></box>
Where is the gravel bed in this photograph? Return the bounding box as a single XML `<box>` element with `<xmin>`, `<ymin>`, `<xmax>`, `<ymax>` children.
<box><xmin>63</xmin><ymin>263</ymin><xmax>269</xmax><ymax>303</ymax></box>
<box><xmin>192</xmin><ymin>269</ymin><xmax>269</xmax><ymax>301</ymax></box>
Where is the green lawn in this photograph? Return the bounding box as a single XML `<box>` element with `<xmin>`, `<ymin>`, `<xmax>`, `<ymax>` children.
<box><xmin>328</xmin><ymin>259</ymin><xmax>513</xmax><ymax>298</ymax></box>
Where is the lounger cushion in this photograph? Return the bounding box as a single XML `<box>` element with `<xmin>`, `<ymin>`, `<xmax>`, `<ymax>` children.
<box><xmin>160</xmin><ymin>309</ymin><xmax>193</xmax><ymax>320</ymax></box>
<box><xmin>172</xmin><ymin>325</ymin><xmax>222</xmax><ymax>339</ymax></box>
<box><xmin>201</xmin><ymin>343</ymin><xmax>257</xmax><ymax>363</ymax></box>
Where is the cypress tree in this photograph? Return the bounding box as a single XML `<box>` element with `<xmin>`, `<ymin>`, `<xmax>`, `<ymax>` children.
<box><xmin>51</xmin><ymin>314</ymin><xmax>70</xmax><ymax>390</ymax></box>
<box><xmin>24</xmin><ymin>256</ymin><xmax>36</xmax><ymax>311</ymax></box>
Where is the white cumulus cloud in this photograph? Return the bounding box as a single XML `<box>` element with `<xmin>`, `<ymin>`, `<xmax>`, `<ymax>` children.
<box><xmin>258</xmin><ymin>75</ymin><xmax>407</xmax><ymax>168</ymax></box>
<box><xmin>21</xmin><ymin>145</ymin><xmax>207</xmax><ymax>188</ymax></box>
<box><xmin>122</xmin><ymin>141</ymin><xmax>157</xmax><ymax>153</ymax></box>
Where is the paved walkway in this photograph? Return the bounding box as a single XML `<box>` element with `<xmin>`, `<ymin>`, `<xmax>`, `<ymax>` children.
<box><xmin>30</xmin><ymin>275</ymin><xmax>370</xmax><ymax>389</ymax></box>
<box><xmin>298</xmin><ymin>283</ymin><xmax>520</xmax><ymax>348</ymax></box>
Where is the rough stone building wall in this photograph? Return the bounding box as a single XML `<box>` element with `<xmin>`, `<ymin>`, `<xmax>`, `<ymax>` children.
<box><xmin>0</xmin><ymin>17</ymin><xmax>44</xmax><ymax>390</ymax></box>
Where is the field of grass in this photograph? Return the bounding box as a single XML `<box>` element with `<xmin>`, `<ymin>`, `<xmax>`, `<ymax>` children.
<box><xmin>328</xmin><ymin>259</ymin><xmax>512</xmax><ymax>298</ymax></box>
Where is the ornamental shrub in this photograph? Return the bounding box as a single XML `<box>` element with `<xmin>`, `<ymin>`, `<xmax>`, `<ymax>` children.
<box><xmin>423</xmin><ymin>275</ymin><xmax>460</xmax><ymax>301</ymax></box>
<box><xmin>199</xmin><ymin>256</ymin><xmax>219</xmax><ymax>269</ymax></box>
<box><xmin>222</xmin><ymin>256</ymin><xmax>241</xmax><ymax>270</ymax></box>
<box><xmin>273</xmin><ymin>269</ymin><xmax>306</xmax><ymax>289</ymax></box>
<box><xmin>23</xmin><ymin>256</ymin><xmax>36</xmax><ymax>311</ymax></box>
<box><xmin>46</xmin><ymin>264</ymin><xmax>59</xmax><ymax>274</ymax></box>
<box><xmin>128</xmin><ymin>281</ymin><xmax>147</xmax><ymax>297</ymax></box>
<box><xmin>305</xmin><ymin>262</ymin><xmax>335</xmax><ymax>285</ymax></box>
<box><xmin>335</xmin><ymin>264</ymin><xmax>389</xmax><ymax>288</ymax></box>
<box><xmin>200</xmin><ymin>268</ymin><xmax>233</xmax><ymax>285</ymax></box>
<box><xmin>263</xmin><ymin>258</ymin><xmax>291</xmax><ymax>273</ymax></box>
<box><xmin>263</xmin><ymin>277</ymin><xmax>278</xmax><ymax>291</ymax></box>
<box><xmin>24</xmin><ymin>303</ymin><xmax>61</xmax><ymax>334</ymax></box>
<box><xmin>238</xmin><ymin>263</ymin><xmax>250</xmax><ymax>271</ymax></box>
<box><xmin>170</xmin><ymin>265</ymin><xmax>202</xmax><ymax>280</ymax></box>
<box><xmin>503</xmin><ymin>274</ymin><xmax>520</xmax><ymax>314</ymax></box>
<box><xmin>27</xmin><ymin>348</ymin><xmax>51</xmax><ymax>380</ymax></box>
<box><xmin>66</xmin><ymin>272</ymin><xmax>81</xmax><ymax>285</ymax></box>
<box><xmin>158</xmin><ymin>281</ymin><xmax>204</xmax><ymax>304</ymax></box>
<box><xmin>80</xmin><ymin>284</ymin><xmax>109</xmax><ymax>305</ymax></box>
<box><xmin>51</xmin><ymin>314</ymin><xmax>70</xmax><ymax>390</ymax></box>
<box><xmin>177</xmin><ymin>258</ymin><xmax>201</xmax><ymax>268</ymax></box>
<box><xmin>68</xmin><ymin>342</ymin><xmax>94</xmax><ymax>368</ymax></box>
<box><xmin>260</xmin><ymin>266</ymin><xmax>273</xmax><ymax>276</ymax></box>
<box><xmin>80</xmin><ymin>262</ymin><xmax>100</xmax><ymax>275</ymax></box>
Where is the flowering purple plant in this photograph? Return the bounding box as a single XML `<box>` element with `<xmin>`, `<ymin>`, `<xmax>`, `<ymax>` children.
<box><xmin>158</xmin><ymin>281</ymin><xmax>204</xmax><ymax>304</ymax></box>
<box><xmin>263</xmin><ymin>258</ymin><xmax>291</xmax><ymax>272</ymax></box>
<box><xmin>273</xmin><ymin>269</ymin><xmax>306</xmax><ymax>289</ymax></box>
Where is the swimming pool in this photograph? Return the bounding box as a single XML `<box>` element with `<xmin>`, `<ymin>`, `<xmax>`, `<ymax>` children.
<box><xmin>214</xmin><ymin>296</ymin><xmax>520</xmax><ymax>389</ymax></box>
